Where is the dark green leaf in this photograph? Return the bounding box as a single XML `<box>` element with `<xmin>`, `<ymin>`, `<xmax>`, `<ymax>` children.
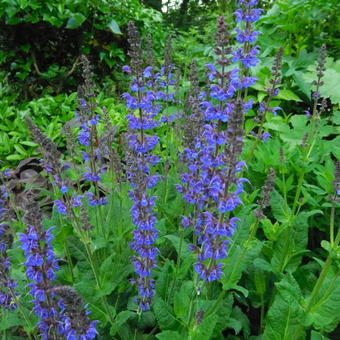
<box><xmin>66</xmin><ymin>13</ymin><xmax>86</xmax><ymax>29</ymax></box>
<box><xmin>108</xmin><ymin>19</ymin><xmax>122</xmax><ymax>34</ymax></box>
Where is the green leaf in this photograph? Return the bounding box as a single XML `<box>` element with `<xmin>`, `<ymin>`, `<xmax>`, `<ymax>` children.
<box><xmin>110</xmin><ymin>311</ymin><xmax>134</xmax><ymax>336</ymax></box>
<box><xmin>189</xmin><ymin>314</ymin><xmax>218</xmax><ymax>340</ymax></box>
<box><xmin>264</xmin><ymin>274</ymin><xmax>304</xmax><ymax>340</ymax></box>
<box><xmin>276</xmin><ymin>89</ymin><xmax>302</xmax><ymax>102</ymax></box>
<box><xmin>156</xmin><ymin>331</ymin><xmax>182</xmax><ymax>340</ymax></box>
<box><xmin>310</xmin><ymin>330</ymin><xmax>331</xmax><ymax>340</ymax></box>
<box><xmin>155</xmin><ymin>259</ymin><xmax>172</xmax><ymax>300</ymax></box>
<box><xmin>271</xmin><ymin>210</ymin><xmax>321</xmax><ymax>274</ymax></box>
<box><xmin>0</xmin><ymin>312</ymin><xmax>22</xmax><ymax>331</ymax></box>
<box><xmin>302</xmin><ymin>58</ymin><xmax>340</xmax><ymax>104</ymax></box>
<box><xmin>153</xmin><ymin>297</ymin><xmax>179</xmax><ymax>330</ymax></box>
<box><xmin>229</xmin><ymin>306</ymin><xmax>250</xmax><ymax>338</ymax></box>
<box><xmin>305</xmin><ymin>267</ymin><xmax>340</xmax><ymax>332</ymax></box>
<box><xmin>20</xmin><ymin>140</ymin><xmax>38</xmax><ymax>147</ymax></box>
<box><xmin>163</xmin><ymin>234</ymin><xmax>192</xmax><ymax>260</ymax></box>
<box><xmin>66</xmin><ymin>13</ymin><xmax>86</xmax><ymax>29</ymax></box>
<box><xmin>174</xmin><ymin>281</ymin><xmax>192</xmax><ymax>320</ymax></box>
<box><xmin>6</xmin><ymin>154</ymin><xmax>23</xmax><ymax>161</ymax></box>
<box><xmin>222</xmin><ymin>240</ymin><xmax>263</xmax><ymax>291</ymax></box>
<box><xmin>108</xmin><ymin>19</ymin><xmax>122</xmax><ymax>34</ymax></box>
<box><xmin>261</xmin><ymin>218</ymin><xmax>282</xmax><ymax>241</ymax></box>
<box><xmin>270</xmin><ymin>191</ymin><xmax>291</xmax><ymax>223</ymax></box>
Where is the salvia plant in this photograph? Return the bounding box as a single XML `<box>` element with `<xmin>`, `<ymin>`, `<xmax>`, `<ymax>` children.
<box><xmin>0</xmin><ymin>0</ymin><xmax>339</xmax><ymax>339</ymax></box>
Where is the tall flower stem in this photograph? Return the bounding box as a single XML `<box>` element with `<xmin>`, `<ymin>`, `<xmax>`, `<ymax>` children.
<box><xmin>65</xmin><ymin>198</ymin><xmax>114</xmax><ymax>323</ymax></box>
<box><xmin>204</xmin><ymin>217</ymin><xmax>260</xmax><ymax>320</ymax></box>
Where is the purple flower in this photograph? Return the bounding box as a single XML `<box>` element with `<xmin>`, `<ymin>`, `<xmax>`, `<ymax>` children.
<box><xmin>178</xmin><ymin>9</ymin><xmax>257</xmax><ymax>283</ymax></box>
<box><xmin>122</xmin><ymin>65</ymin><xmax>131</xmax><ymax>73</ymax></box>
<box><xmin>235</xmin><ymin>28</ymin><xmax>261</xmax><ymax>43</ymax></box>
<box><xmin>262</xmin><ymin>132</ymin><xmax>271</xmax><ymax>142</ymax></box>
<box><xmin>233</xmin><ymin>46</ymin><xmax>260</xmax><ymax>68</ymax></box>
<box><xmin>71</xmin><ymin>195</ymin><xmax>84</xmax><ymax>207</ymax></box>
<box><xmin>21</xmin><ymin>205</ymin><xmax>62</xmax><ymax>338</ymax></box>
<box><xmin>195</xmin><ymin>262</ymin><xmax>224</xmax><ymax>282</ymax></box>
<box><xmin>123</xmin><ymin>22</ymin><xmax>167</xmax><ymax>310</ymax></box>
<box><xmin>234</xmin><ymin>8</ymin><xmax>262</xmax><ymax>22</ymax></box>
<box><xmin>83</xmin><ymin>168</ymin><xmax>101</xmax><ymax>182</ymax></box>
<box><xmin>86</xmin><ymin>192</ymin><xmax>108</xmax><ymax>207</ymax></box>
<box><xmin>79</xmin><ymin>125</ymin><xmax>91</xmax><ymax>146</ymax></box>
<box><xmin>54</xmin><ymin>200</ymin><xmax>67</xmax><ymax>215</ymax></box>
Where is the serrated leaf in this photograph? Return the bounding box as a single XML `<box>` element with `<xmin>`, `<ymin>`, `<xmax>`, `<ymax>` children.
<box><xmin>271</xmin><ymin>210</ymin><xmax>321</xmax><ymax>274</ymax></box>
<box><xmin>270</xmin><ymin>190</ymin><xmax>291</xmax><ymax>223</ymax></box>
<box><xmin>153</xmin><ymin>297</ymin><xmax>179</xmax><ymax>330</ymax></box>
<box><xmin>264</xmin><ymin>274</ymin><xmax>304</xmax><ymax>340</ymax></box>
<box><xmin>222</xmin><ymin>240</ymin><xmax>263</xmax><ymax>290</ymax></box>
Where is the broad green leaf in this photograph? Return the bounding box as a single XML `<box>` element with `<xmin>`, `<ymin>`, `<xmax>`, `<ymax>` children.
<box><xmin>66</xmin><ymin>13</ymin><xmax>86</xmax><ymax>29</ymax></box>
<box><xmin>222</xmin><ymin>240</ymin><xmax>263</xmax><ymax>291</ymax></box>
<box><xmin>110</xmin><ymin>311</ymin><xmax>134</xmax><ymax>336</ymax></box>
<box><xmin>270</xmin><ymin>191</ymin><xmax>291</xmax><ymax>223</ymax></box>
<box><xmin>214</xmin><ymin>293</ymin><xmax>234</xmax><ymax>335</ymax></box>
<box><xmin>310</xmin><ymin>330</ymin><xmax>331</xmax><ymax>340</ymax></box>
<box><xmin>277</xmin><ymin>89</ymin><xmax>302</xmax><ymax>102</ymax></box>
<box><xmin>153</xmin><ymin>297</ymin><xmax>179</xmax><ymax>330</ymax></box>
<box><xmin>271</xmin><ymin>210</ymin><xmax>321</xmax><ymax>274</ymax></box>
<box><xmin>228</xmin><ymin>306</ymin><xmax>250</xmax><ymax>338</ymax></box>
<box><xmin>0</xmin><ymin>312</ymin><xmax>22</xmax><ymax>331</ymax></box>
<box><xmin>163</xmin><ymin>234</ymin><xmax>192</xmax><ymax>260</ymax></box>
<box><xmin>305</xmin><ymin>267</ymin><xmax>340</xmax><ymax>332</ymax></box>
<box><xmin>156</xmin><ymin>331</ymin><xmax>182</xmax><ymax>340</ymax></box>
<box><xmin>108</xmin><ymin>19</ymin><xmax>122</xmax><ymax>34</ymax></box>
<box><xmin>264</xmin><ymin>274</ymin><xmax>304</xmax><ymax>340</ymax></box>
<box><xmin>174</xmin><ymin>281</ymin><xmax>193</xmax><ymax>320</ymax></box>
<box><xmin>302</xmin><ymin>58</ymin><xmax>340</xmax><ymax>104</ymax></box>
<box><xmin>189</xmin><ymin>314</ymin><xmax>218</xmax><ymax>340</ymax></box>
<box><xmin>261</xmin><ymin>218</ymin><xmax>282</xmax><ymax>241</ymax></box>
<box><xmin>155</xmin><ymin>259</ymin><xmax>172</xmax><ymax>300</ymax></box>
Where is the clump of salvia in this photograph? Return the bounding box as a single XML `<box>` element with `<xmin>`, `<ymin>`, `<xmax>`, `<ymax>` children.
<box><xmin>0</xmin><ymin>222</ymin><xmax>17</xmax><ymax>311</ymax></box>
<box><xmin>20</xmin><ymin>199</ymin><xmax>97</xmax><ymax>339</ymax></box>
<box><xmin>178</xmin><ymin>0</ymin><xmax>263</xmax><ymax>282</ymax></box>
<box><xmin>123</xmin><ymin>21</ymin><xmax>162</xmax><ymax>311</ymax></box>
<box><xmin>20</xmin><ymin>200</ymin><xmax>62</xmax><ymax>339</ymax></box>
<box><xmin>52</xmin><ymin>286</ymin><xmax>98</xmax><ymax>340</ymax></box>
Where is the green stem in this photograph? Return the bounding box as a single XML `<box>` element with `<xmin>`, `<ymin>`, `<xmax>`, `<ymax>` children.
<box><xmin>167</xmin><ymin>227</ymin><xmax>184</xmax><ymax>303</ymax></box>
<box><xmin>9</xmin><ymin>288</ymin><xmax>35</xmax><ymax>340</ymax></box>
<box><xmin>294</xmin><ymin>217</ymin><xmax>340</xmax><ymax>339</ymax></box>
<box><xmin>205</xmin><ymin>218</ymin><xmax>260</xmax><ymax>319</ymax></box>
<box><xmin>260</xmin><ymin>293</ymin><xmax>265</xmax><ymax>333</ymax></box>
<box><xmin>292</xmin><ymin>171</ymin><xmax>305</xmax><ymax>216</ymax></box>
<box><xmin>330</xmin><ymin>204</ymin><xmax>335</xmax><ymax>246</ymax></box>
